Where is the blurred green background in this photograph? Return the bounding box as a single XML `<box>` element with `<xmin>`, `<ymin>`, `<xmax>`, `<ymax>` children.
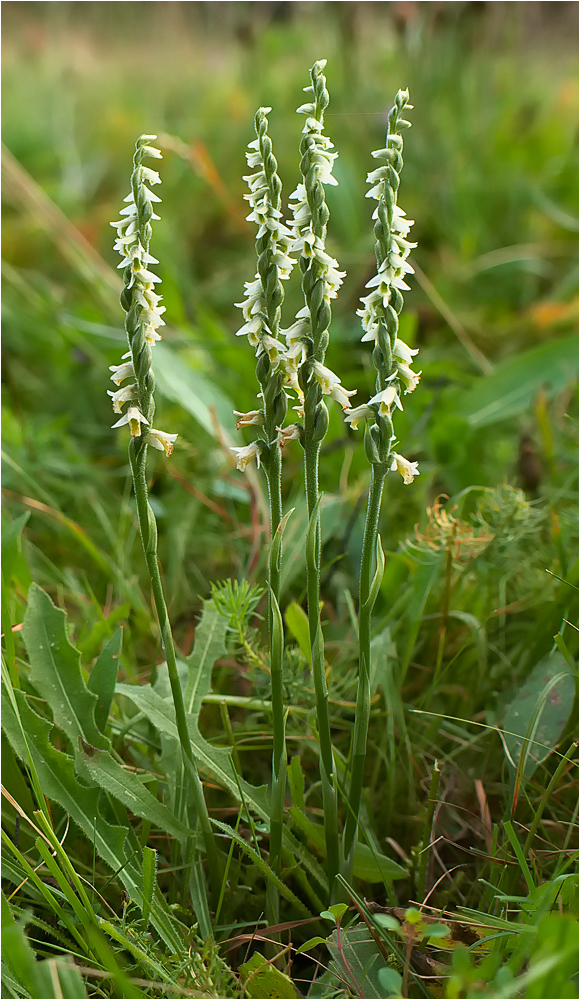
<box><xmin>2</xmin><ymin>0</ymin><xmax>578</xmax><ymax>645</ymax></box>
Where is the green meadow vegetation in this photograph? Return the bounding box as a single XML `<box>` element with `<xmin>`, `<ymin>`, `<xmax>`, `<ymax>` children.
<box><xmin>1</xmin><ymin>3</ymin><xmax>578</xmax><ymax>998</ymax></box>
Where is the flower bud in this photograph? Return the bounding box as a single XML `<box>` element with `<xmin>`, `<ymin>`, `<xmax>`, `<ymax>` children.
<box><xmin>364</xmin><ymin>423</ymin><xmax>381</xmax><ymax>465</ymax></box>
<box><xmin>273</xmin><ymin>390</ymin><xmax>288</xmax><ymax>428</ymax></box>
<box><xmin>312</xmin><ymin>402</ymin><xmax>329</xmax><ymax>441</ymax></box>
<box><xmin>120</xmin><ymin>285</ymin><xmax>133</xmax><ymax>312</ymax></box>
<box><xmin>256</xmin><ymin>351</ymin><xmax>271</xmax><ymax>385</ymax></box>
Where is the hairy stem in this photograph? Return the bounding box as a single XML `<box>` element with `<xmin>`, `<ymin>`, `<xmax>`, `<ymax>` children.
<box><xmin>342</xmin><ymin>465</ymin><xmax>386</xmax><ymax>872</ymax></box>
<box><xmin>129</xmin><ymin>439</ymin><xmax>221</xmax><ymax>915</ymax></box>
<box><xmin>264</xmin><ymin>443</ymin><xmax>285</xmax><ymax>925</ymax></box>
<box><xmin>304</xmin><ymin>432</ymin><xmax>340</xmax><ymax>899</ymax></box>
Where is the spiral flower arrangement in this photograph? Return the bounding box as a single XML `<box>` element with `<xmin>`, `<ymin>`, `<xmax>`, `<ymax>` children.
<box><xmin>108</xmin><ymin>135</ymin><xmax>177</xmax><ymax>456</ymax></box>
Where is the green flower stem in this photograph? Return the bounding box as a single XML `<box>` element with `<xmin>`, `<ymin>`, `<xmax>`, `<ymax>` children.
<box><xmin>304</xmin><ymin>437</ymin><xmax>340</xmax><ymax>899</ymax></box>
<box><xmin>294</xmin><ymin>61</ymin><xmax>341</xmax><ymax>900</ymax></box>
<box><xmin>110</xmin><ymin>136</ymin><xmax>220</xmax><ymax>921</ymax></box>
<box><xmin>253</xmin><ymin>107</ymin><xmax>289</xmax><ymax>926</ymax></box>
<box><xmin>264</xmin><ymin>446</ymin><xmax>285</xmax><ymax>925</ymax></box>
<box><xmin>341</xmin><ymin>89</ymin><xmax>418</xmax><ymax>878</ymax></box>
<box><xmin>342</xmin><ymin>464</ymin><xmax>386</xmax><ymax>871</ymax></box>
<box><xmin>129</xmin><ymin>438</ymin><xmax>221</xmax><ymax>908</ymax></box>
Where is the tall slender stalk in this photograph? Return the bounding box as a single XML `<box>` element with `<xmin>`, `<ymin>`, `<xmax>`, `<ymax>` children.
<box><xmin>231</xmin><ymin>109</ymin><xmax>297</xmax><ymax>924</ymax></box>
<box><xmin>342</xmin><ymin>91</ymin><xmax>421</xmax><ymax>875</ymax></box>
<box><xmin>108</xmin><ymin>136</ymin><xmax>220</xmax><ymax>918</ymax></box>
<box><xmin>291</xmin><ymin>61</ymin><xmax>351</xmax><ymax>898</ymax></box>
<box><xmin>232</xmin><ymin>66</ymin><xmax>354</xmax><ymax>904</ymax></box>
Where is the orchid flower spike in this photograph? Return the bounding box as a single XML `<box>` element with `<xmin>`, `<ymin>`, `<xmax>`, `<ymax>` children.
<box><xmin>108</xmin><ymin>135</ymin><xmax>177</xmax><ymax>455</ymax></box>
<box><xmin>345</xmin><ymin>89</ymin><xmax>420</xmax><ymax>481</ymax></box>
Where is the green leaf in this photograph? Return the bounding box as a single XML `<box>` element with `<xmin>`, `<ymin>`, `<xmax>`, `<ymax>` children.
<box><xmin>141</xmin><ymin>847</ymin><xmax>157</xmax><ymax>932</ymax></box>
<box><xmin>239</xmin><ymin>952</ymin><xmax>298</xmax><ymax>999</ymax></box>
<box><xmin>320</xmin><ymin>903</ymin><xmax>349</xmax><ymax>923</ymax></box>
<box><xmin>21</xmin><ymin>586</ymin><xmax>187</xmax><ymax>845</ymax></box>
<box><xmin>1</xmin><ymin>686</ymin><xmax>127</xmax><ymax>868</ymax></box>
<box><xmin>22</xmin><ymin>584</ymin><xmax>108</xmax><ymax>750</ymax></box>
<box><xmin>285</xmin><ymin>601</ymin><xmax>311</xmax><ymax>665</ymax></box>
<box><xmin>447</xmin><ymin>611</ymin><xmax>487</xmax><ymax>672</ymax></box>
<box><xmin>421</xmin><ymin>923</ymin><xmax>451</xmax><ymax>940</ymax></box>
<box><xmin>87</xmin><ymin>627</ymin><xmax>122</xmax><ymax>732</ymax></box>
<box><xmin>455</xmin><ymin>335</ymin><xmax>578</xmax><ymax>428</ymax></box>
<box><xmin>270</xmin><ymin>507</ymin><xmax>295</xmax><ymax>579</ymax></box>
<box><xmin>502</xmin><ymin>652</ymin><xmax>575</xmax><ymax>779</ymax></box>
<box><xmin>524</xmin><ymin>914</ymin><xmax>579</xmax><ymax>999</ymax></box>
<box><xmin>295</xmin><ymin>936</ymin><xmax>327</xmax><ymax>955</ymax></box>
<box><xmin>362</xmin><ymin>535</ymin><xmax>385</xmax><ymax>615</ymax></box>
<box><xmin>327</xmin><ymin>924</ymin><xmax>402</xmax><ymax>999</ymax></box>
<box><xmin>503</xmin><ymin>821</ymin><xmax>536</xmax><ymax>894</ymax></box>
<box><xmin>115</xmin><ymin>683</ymin><xmax>271</xmax><ymax>822</ymax></box>
<box><xmin>401</xmin><ymin>557</ymin><xmax>444</xmax><ymax>677</ymax></box>
<box><xmin>1</xmin><ymin>891</ymin><xmax>56</xmax><ymax>999</ymax></box>
<box><xmin>77</xmin><ymin>740</ymin><xmax>191</xmax><ymax>842</ymax></box>
<box><xmin>306</xmin><ymin>495</ymin><xmax>322</xmax><ymax>580</ymax></box>
<box><xmin>1</xmin><ymin>686</ymin><xmax>183</xmax><ymax>954</ymax></box>
<box><xmin>351</xmin><ymin>842</ymin><xmax>408</xmax><ymax>883</ymax></box>
<box><xmin>289</xmin><ymin>808</ymin><xmax>406</xmax><ymax>881</ymax></box>
<box><xmin>373</xmin><ymin>914</ymin><xmax>402</xmax><ymax>933</ymax></box>
<box><xmin>184</xmin><ymin>601</ymin><xmax>228</xmax><ymax>715</ymax></box>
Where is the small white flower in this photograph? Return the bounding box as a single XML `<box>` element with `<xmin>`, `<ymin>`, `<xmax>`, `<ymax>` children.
<box><xmin>328</xmin><ymin>383</ymin><xmax>357</xmax><ymax>409</ymax></box>
<box><xmin>109</xmin><ymin>362</ymin><xmax>135</xmax><ymax>385</ymax></box>
<box><xmin>283</xmin><ymin>369</ymin><xmax>303</xmax><ymax>401</ymax></box>
<box><xmin>369</xmin><ymin>386</ymin><xmax>404</xmax><ymax>414</ymax></box>
<box><xmin>396</xmin><ymin>362</ymin><xmax>421</xmax><ymax>393</ymax></box>
<box><xmin>257</xmin><ymin>334</ymin><xmax>286</xmax><ymax>364</ymax></box>
<box><xmin>234</xmin><ymin>410</ymin><xmax>264</xmax><ymax>430</ymax></box>
<box><xmin>390</xmin><ymin>452</ymin><xmax>420</xmax><ymax>485</ymax></box>
<box><xmin>107</xmin><ymin>384</ymin><xmax>138</xmax><ymax>413</ymax></box>
<box><xmin>296</xmin><ymin>102</ymin><xmax>316</xmax><ymax>116</ymax></box>
<box><xmin>132</xmin><ymin>264</ymin><xmax>162</xmax><ymax>285</ymax></box>
<box><xmin>111</xmin><ymin>406</ymin><xmax>150</xmax><ymax>437</ymax></box>
<box><xmin>139</xmin><ymin>144</ymin><xmax>163</xmax><ymax>160</ymax></box>
<box><xmin>147</xmin><ymin>428</ymin><xmax>178</xmax><ymax>455</ymax></box>
<box><xmin>310</xmin><ymin>362</ymin><xmax>355</xmax><ymax>408</ymax></box>
<box><xmin>283</xmin><ymin>318</ymin><xmax>310</xmax><ymax>345</ymax></box>
<box><xmin>235</xmin><ymin>315</ymin><xmax>263</xmax><ymax>346</ymax></box>
<box><xmin>344</xmin><ymin>404</ymin><xmax>375</xmax><ymax>429</ymax></box>
<box><xmin>231</xmin><ymin>441</ymin><xmax>263</xmax><ymax>472</ymax></box>
<box><xmin>282</xmin><ymin>341</ymin><xmax>308</xmax><ymax>370</ymax></box>
<box><xmin>312</xmin><ymin>361</ymin><xmax>341</xmax><ymax>394</ymax></box>
<box><xmin>139</xmin><ymin>166</ymin><xmax>161</xmax><ymax>186</ymax></box>
<box><xmin>143</xmin><ymin>324</ymin><xmax>163</xmax><ymax>346</ymax></box>
<box><xmin>393</xmin><ymin>339</ymin><xmax>419</xmax><ymax>365</ymax></box>
<box><xmin>277</xmin><ymin>424</ymin><xmax>301</xmax><ymax>448</ymax></box>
